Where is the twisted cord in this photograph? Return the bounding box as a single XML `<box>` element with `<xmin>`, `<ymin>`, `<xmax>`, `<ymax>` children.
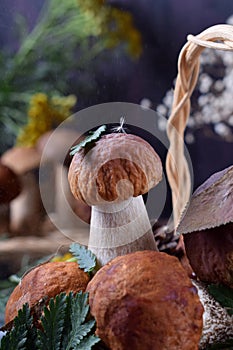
<box><xmin>166</xmin><ymin>24</ymin><xmax>233</xmax><ymax>229</ymax></box>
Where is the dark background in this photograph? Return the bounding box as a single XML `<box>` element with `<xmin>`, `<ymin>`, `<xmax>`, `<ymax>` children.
<box><xmin>0</xmin><ymin>0</ymin><xmax>233</xmax><ymax>189</ymax></box>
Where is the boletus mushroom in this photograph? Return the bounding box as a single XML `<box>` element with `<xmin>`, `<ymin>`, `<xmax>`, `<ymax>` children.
<box><xmin>68</xmin><ymin>132</ymin><xmax>163</xmax><ymax>265</ymax></box>
<box><xmin>4</xmin><ymin>261</ymin><xmax>90</xmax><ymax>325</ymax></box>
<box><xmin>86</xmin><ymin>250</ymin><xmax>204</xmax><ymax>350</ymax></box>
<box><xmin>177</xmin><ymin>165</ymin><xmax>233</xmax><ymax>288</ymax></box>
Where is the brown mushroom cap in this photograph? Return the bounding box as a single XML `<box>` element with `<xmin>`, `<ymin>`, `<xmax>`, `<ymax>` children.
<box><xmin>183</xmin><ymin>224</ymin><xmax>233</xmax><ymax>288</ymax></box>
<box><xmin>0</xmin><ymin>162</ymin><xmax>21</xmax><ymax>203</ymax></box>
<box><xmin>1</xmin><ymin>147</ymin><xmax>41</xmax><ymax>175</ymax></box>
<box><xmin>68</xmin><ymin>133</ymin><xmax>162</xmax><ymax>206</ymax></box>
<box><xmin>177</xmin><ymin>166</ymin><xmax>233</xmax><ymax>288</ymax></box>
<box><xmin>5</xmin><ymin>261</ymin><xmax>90</xmax><ymax>324</ymax></box>
<box><xmin>87</xmin><ymin>250</ymin><xmax>203</xmax><ymax>350</ymax></box>
<box><xmin>177</xmin><ymin>165</ymin><xmax>233</xmax><ymax>234</ymax></box>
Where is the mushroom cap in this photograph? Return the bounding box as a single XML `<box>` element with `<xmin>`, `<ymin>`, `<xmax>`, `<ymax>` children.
<box><xmin>183</xmin><ymin>223</ymin><xmax>233</xmax><ymax>288</ymax></box>
<box><xmin>1</xmin><ymin>147</ymin><xmax>41</xmax><ymax>175</ymax></box>
<box><xmin>0</xmin><ymin>162</ymin><xmax>21</xmax><ymax>203</ymax></box>
<box><xmin>68</xmin><ymin>133</ymin><xmax>162</xmax><ymax>206</ymax></box>
<box><xmin>177</xmin><ymin>165</ymin><xmax>233</xmax><ymax>234</ymax></box>
<box><xmin>5</xmin><ymin>261</ymin><xmax>90</xmax><ymax>324</ymax></box>
<box><xmin>87</xmin><ymin>250</ymin><xmax>203</xmax><ymax>350</ymax></box>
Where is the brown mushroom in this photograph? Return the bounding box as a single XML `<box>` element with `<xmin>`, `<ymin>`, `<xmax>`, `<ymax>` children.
<box><xmin>177</xmin><ymin>165</ymin><xmax>233</xmax><ymax>288</ymax></box>
<box><xmin>1</xmin><ymin>147</ymin><xmax>43</xmax><ymax>235</ymax></box>
<box><xmin>68</xmin><ymin>132</ymin><xmax>163</xmax><ymax>265</ymax></box>
<box><xmin>1</xmin><ymin>147</ymin><xmax>41</xmax><ymax>175</ymax></box>
<box><xmin>0</xmin><ymin>162</ymin><xmax>21</xmax><ymax>233</ymax></box>
<box><xmin>86</xmin><ymin>250</ymin><xmax>203</xmax><ymax>350</ymax></box>
<box><xmin>5</xmin><ymin>261</ymin><xmax>90</xmax><ymax>325</ymax></box>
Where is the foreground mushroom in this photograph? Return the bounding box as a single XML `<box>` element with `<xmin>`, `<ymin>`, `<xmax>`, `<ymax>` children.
<box><xmin>87</xmin><ymin>250</ymin><xmax>203</xmax><ymax>350</ymax></box>
<box><xmin>68</xmin><ymin>132</ymin><xmax>162</xmax><ymax>265</ymax></box>
<box><xmin>5</xmin><ymin>261</ymin><xmax>90</xmax><ymax>325</ymax></box>
<box><xmin>177</xmin><ymin>165</ymin><xmax>233</xmax><ymax>288</ymax></box>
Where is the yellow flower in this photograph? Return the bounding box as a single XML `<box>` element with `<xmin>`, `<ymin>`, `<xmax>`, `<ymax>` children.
<box><xmin>30</xmin><ymin>92</ymin><xmax>48</xmax><ymax>105</ymax></box>
<box><xmin>77</xmin><ymin>0</ymin><xmax>142</xmax><ymax>59</ymax></box>
<box><xmin>16</xmin><ymin>93</ymin><xmax>77</xmax><ymax>147</ymax></box>
<box><xmin>51</xmin><ymin>252</ymin><xmax>74</xmax><ymax>262</ymax></box>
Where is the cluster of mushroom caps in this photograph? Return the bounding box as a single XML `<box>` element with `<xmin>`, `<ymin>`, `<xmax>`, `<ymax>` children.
<box><xmin>4</xmin><ymin>130</ymin><xmax>233</xmax><ymax>349</ymax></box>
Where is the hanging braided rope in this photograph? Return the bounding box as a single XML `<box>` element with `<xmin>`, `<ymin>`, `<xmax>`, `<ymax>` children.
<box><xmin>166</xmin><ymin>24</ymin><xmax>233</xmax><ymax>229</ymax></box>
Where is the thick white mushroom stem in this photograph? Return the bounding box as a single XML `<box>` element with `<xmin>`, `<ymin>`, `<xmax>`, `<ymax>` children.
<box><xmin>88</xmin><ymin>195</ymin><xmax>158</xmax><ymax>266</ymax></box>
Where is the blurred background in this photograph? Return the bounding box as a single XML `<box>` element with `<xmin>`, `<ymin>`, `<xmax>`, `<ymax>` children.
<box><xmin>0</xmin><ymin>0</ymin><xmax>233</xmax><ymax>183</ymax></box>
<box><xmin>0</xmin><ymin>0</ymin><xmax>233</xmax><ymax>316</ymax></box>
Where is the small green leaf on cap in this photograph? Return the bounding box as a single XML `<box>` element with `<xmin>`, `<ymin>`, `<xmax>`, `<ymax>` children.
<box><xmin>70</xmin><ymin>125</ymin><xmax>106</xmax><ymax>155</ymax></box>
<box><xmin>69</xmin><ymin>243</ymin><xmax>97</xmax><ymax>273</ymax></box>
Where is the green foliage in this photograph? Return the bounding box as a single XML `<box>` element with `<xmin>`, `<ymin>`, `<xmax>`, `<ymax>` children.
<box><xmin>64</xmin><ymin>293</ymin><xmax>98</xmax><ymax>350</ymax></box>
<box><xmin>69</xmin><ymin>243</ymin><xmax>97</xmax><ymax>273</ymax></box>
<box><xmin>208</xmin><ymin>284</ymin><xmax>233</xmax><ymax>316</ymax></box>
<box><xmin>0</xmin><ymin>0</ymin><xmax>107</xmax><ymax>153</ymax></box>
<box><xmin>74</xmin><ymin>335</ymin><xmax>101</xmax><ymax>350</ymax></box>
<box><xmin>0</xmin><ymin>292</ymin><xmax>100</xmax><ymax>350</ymax></box>
<box><xmin>70</xmin><ymin>125</ymin><xmax>106</xmax><ymax>155</ymax></box>
<box><xmin>0</xmin><ymin>303</ymin><xmax>35</xmax><ymax>350</ymax></box>
<box><xmin>0</xmin><ymin>0</ymin><xmax>141</xmax><ymax>153</ymax></box>
<box><xmin>37</xmin><ymin>293</ymin><xmax>67</xmax><ymax>350</ymax></box>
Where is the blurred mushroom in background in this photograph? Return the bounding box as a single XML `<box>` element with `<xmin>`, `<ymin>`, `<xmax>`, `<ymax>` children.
<box><xmin>1</xmin><ymin>146</ymin><xmax>43</xmax><ymax>236</ymax></box>
<box><xmin>0</xmin><ymin>161</ymin><xmax>21</xmax><ymax>233</ymax></box>
<box><xmin>36</xmin><ymin>128</ymin><xmax>91</xmax><ymax>233</ymax></box>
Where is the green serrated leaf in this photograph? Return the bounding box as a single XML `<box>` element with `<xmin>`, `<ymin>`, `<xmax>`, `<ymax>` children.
<box><xmin>66</xmin><ymin>321</ymin><xmax>95</xmax><ymax>349</ymax></box>
<box><xmin>14</xmin><ymin>304</ymin><xmax>32</xmax><ymax>330</ymax></box>
<box><xmin>0</xmin><ymin>327</ymin><xmax>27</xmax><ymax>350</ymax></box>
<box><xmin>37</xmin><ymin>293</ymin><xmax>67</xmax><ymax>350</ymax></box>
<box><xmin>75</xmin><ymin>334</ymin><xmax>100</xmax><ymax>350</ymax></box>
<box><xmin>69</xmin><ymin>243</ymin><xmax>96</xmax><ymax>273</ymax></box>
<box><xmin>71</xmin><ymin>292</ymin><xmax>89</xmax><ymax>326</ymax></box>
<box><xmin>208</xmin><ymin>284</ymin><xmax>233</xmax><ymax>316</ymax></box>
<box><xmin>70</xmin><ymin>125</ymin><xmax>106</xmax><ymax>155</ymax></box>
<box><xmin>65</xmin><ymin>292</ymin><xmax>99</xmax><ymax>350</ymax></box>
<box><xmin>0</xmin><ymin>304</ymin><xmax>32</xmax><ymax>350</ymax></box>
<box><xmin>60</xmin><ymin>292</ymin><xmax>73</xmax><ymax>350</ymax></box>
<box><xmin>1</xmin><ymin>292</ymin><xmax>100</xmax><ymax>350</ymax></box>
